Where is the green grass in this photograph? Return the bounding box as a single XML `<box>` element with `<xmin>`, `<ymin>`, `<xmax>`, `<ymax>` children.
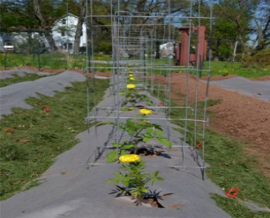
<box><xmin>212</xmin><ymin>194</ymin><xmax>270</xmax><ymax>218</ymax></box>
<box><xmin>205</xmin><ymin>129</ymin><xmax>270</xmax><ymax>208</ymax></box>
<box><xmin>0</xmin><ymin>79</ymin><xmax>109</xmax><ymax>200</ymax></box>
<box><xmin>151</xmin><ymin>84</ymin><xmax>270</xmax><ymax>217</ymax></box>
<box><xmin>0</xmin><ymin>73</ymin><xmax>50</xmax><ymax>88</ymax></box>
<box><xmin>1</xmin><ymin>52</ymin><xmax>270</xmax><ymax>78</ymax></box>
<box><xmin>0</xmin><ymin>53</ymin><xmax>113</xmax><ymax>72</ymax></box>
<box><xmin>0</xmin><ymin>53</ymin><xmax>84</xmax><ymax>69</ymax></box>
<box><xmin>204</xmin><ymin>61</ymin><xmax>270</xmax><ymax>78</ymax></box>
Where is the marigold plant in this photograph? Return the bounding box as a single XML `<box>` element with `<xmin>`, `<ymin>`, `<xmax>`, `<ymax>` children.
<box><xmin>107</xmin><ymin>155</ymin><xmax>164</xmax><ymax>199</ymax></box>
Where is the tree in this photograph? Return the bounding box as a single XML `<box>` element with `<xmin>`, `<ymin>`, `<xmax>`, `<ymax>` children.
<box><xmin>73</xmin><ymin>0</ymin><xmax>86</xmax><ymax>54</ymax></box>
<box><xmin>205</xmin><ymin>0</ymin><xmax>257</xmax><ymax>60</ymax></box>
<box><xmin>0</xmin><ymin>1</ymin><xmax>37</xmax><ymax>31</ymax></box>
<box><xmin>252</xmin><ymin>0</ymin><xmax>270</xmax><ymax>53</ymax></box>
<box><xmin>73</xmin><ymin>0</ymin><xmax>112</xmax><ymax>54</ymax></box>
<box><xmin>0</xmin><ymin>0</ymin><xmax>67</xmax><ymax>52</ymax></box>
<box><xmin>33</xmin><ymin>0</ymin><xmax>58</xmax><ymax>52</ymax></box>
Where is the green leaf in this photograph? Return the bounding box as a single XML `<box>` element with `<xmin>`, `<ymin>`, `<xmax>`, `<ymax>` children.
<box><xmin>157</xmin><ymin>138</ymin><xmax>172</xmax><ymax>148</ymax></box>
<box><xmin>106</xmin><ymin>151</ymin><xmax>118</xmax><ymax>162</ymax></box>
<box><xmin>143</xmin><ymin>137</ymin><xmax>152</xmax><ymax>142</ymax></box>
<box><xmin>146</xmin><ymin>127</ymin><xmax>154</xmax><ymax>134</ymax></box>
<box><xmin>120</xmin><ymin>150</ymin><xmax>127</xmax><ymax>155</ymax></box>
<box><xmin>106</xmin><ymin>178</ymin><xmax>115</xmax><ymax>184</ymax></box>
<box><xmin>151</xmin><ymin>178</ymin><xmax>157</xmax><ymax>186</ymax></box>
<box><xmin>142</xmin><ymin>188</ymin><xmax>149</xmax><ymax>193</ymax></box>
<box><xmin>122</xmin><ymin>179</ymin><xmax>129</xmax><ymax>187</ymax></box>
<box><xmin>154</xmin><ymin>129</ymin><xmax>164</xmax><ymax>137</ymax></box>
<box><xmin>123</xmin><ymin>144</ymin><xmax>135</xmax><ymax>149</ymax></box>
<box><xmin>112</xmin><ymin>142</ymin><xmax>120</xmax><ymax>147</ymax></box>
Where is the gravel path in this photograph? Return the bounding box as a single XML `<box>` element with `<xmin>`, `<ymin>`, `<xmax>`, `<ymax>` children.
<box><xmin>209</xmin><ymin>76</ymin><xmax>270</xmax><ymax>102</ymax></box>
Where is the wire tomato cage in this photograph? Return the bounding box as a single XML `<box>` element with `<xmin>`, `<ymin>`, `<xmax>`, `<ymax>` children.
<box><xmin>84</xmin><ymin>0</ymin><xmax>213</xmax><ymax>180</ymax></box>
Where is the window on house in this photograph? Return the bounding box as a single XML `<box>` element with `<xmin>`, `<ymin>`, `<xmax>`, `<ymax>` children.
<box><xmin>62</xmin><ymin>19</ymin><xmax>66</xmax><ymax>24</ymax></box>
<box><xmin>61</xmin><ymin>31</ymin><xmax>65</xmax><ymax>36</ymax></box>
<box><xmin>68</xmin><ymin>43</ymin><xmax>73</xmax><ymax>49</ymax></box>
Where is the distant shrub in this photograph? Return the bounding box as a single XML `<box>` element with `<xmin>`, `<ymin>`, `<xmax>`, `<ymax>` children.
<box><xmin>96</xmin><ymin>41</ymin><xmax>112</xmax><ymax>54</ymax></box>
<box><xmin>242</xmin><ymin>49</ymin><xmax>270</xmax><ymax>68</ymax></box>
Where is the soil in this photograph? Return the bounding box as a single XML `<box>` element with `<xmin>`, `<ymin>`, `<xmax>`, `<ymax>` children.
<box><xmin>156</xmin><ymin>73</ymin><xmax>270</xmax><ymax>179</ymax></box>
<box><xmin>115</xmin><ymin>187</ymin><xmax>175</xmax><ymax>209</ymax></box>
<box><xmin>115</xmin><ymin>195</ymin><xmax>165</xmax><ymax>208</ymax></box>
<box><xmin>200</xmin><ymin>74</ymin><xmax>237</xmax><ymax>81</ymax></box>
<box><xmin>135</xmin><ymin>147</ymin><xmax>164</xmax><ymax>157</ymax></box>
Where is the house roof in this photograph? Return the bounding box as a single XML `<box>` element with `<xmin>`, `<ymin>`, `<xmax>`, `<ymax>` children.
<box><xmin>52</xmin><ymin>13</ymin><xmax>79</xmax><ymax>27</ymax></box>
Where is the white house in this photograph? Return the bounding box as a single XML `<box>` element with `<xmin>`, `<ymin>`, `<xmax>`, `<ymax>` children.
<box><xmin>52</xmin><ymin>13</ymin><xmax>87</xmax><ymax>53</ymax></box>
<box><xmin>0</xmin><ymin>13</ymin><xmax>87</xmax><ymax>54</ymax></box>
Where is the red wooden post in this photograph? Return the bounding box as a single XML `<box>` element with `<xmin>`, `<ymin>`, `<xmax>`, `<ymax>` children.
<box><xmin>196</xmin><ymin>26</ymin><xmax>206</xmax><ymax>66</ymax></box>
<box><xmin>175</xmin><ymin>43</ymin><xmax>181</xmax><ymax>65</ymax></box>
<box><xmin>178</xmin><ymin>26</ymin><xmax>206</xmax><ymax>67</ymax></box>
<box><xmin>179</xmin><ymin>28</ymin><xmax>190</xmax><ymax>66</ymax></box>
<box><xmin>204</xmin><ymin>40</ymin><xmax>208</xmax><ymax>60</ymax></box>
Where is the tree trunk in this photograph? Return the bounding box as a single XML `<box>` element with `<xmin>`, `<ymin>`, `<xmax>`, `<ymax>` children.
<box><xmin>73</xmin><ymin>0</ymin><xmax>86</xmax><ymax>55</ymax></box>
<box><xmin>216</xmin><ymin>38</ymin><xmax>220</xmax><ymax>60</ymax></box>
<box><xmin>27</xmin><ymin>30</ymin><xmax>32</xmax><ymax>55</ymax></box>
<box><xmin>155</xmin><ymin>41</ymin><xmax>160</xmax><ymax>59</ymax></box>
<box><xmin>232</xmin><ymin>41</ymin><xmax>238</xmax><ymax>62</ymax></box>
<box><xmin>33</xmin><ymin>0</ymin><xmax>57</xmax><ymax>52</ymax></box>
<box><xmin>239</xmin><ymin>34</ymin><xmax>247</xmax><ymax>59</ymax></box>
<box><xmin>44</xmin><ymin>29</ymin><xmax>57</xmax><ymax>52</ymax></box>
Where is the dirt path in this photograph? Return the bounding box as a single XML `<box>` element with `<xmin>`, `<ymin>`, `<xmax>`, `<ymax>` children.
<box><xmin>158</xmin><ymin>73</ymin><xmax>270</xmax><ymax>179</ymax></box>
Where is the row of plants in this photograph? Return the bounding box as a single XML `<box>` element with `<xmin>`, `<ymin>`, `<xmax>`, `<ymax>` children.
<box><xmin>105</xmin><ymin>73</ymin><xmax>172</xmax><ymax>207</ymax></box>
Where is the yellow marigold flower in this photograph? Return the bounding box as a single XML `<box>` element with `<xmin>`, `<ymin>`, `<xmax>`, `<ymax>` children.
<box><xmin>129</xmin><ymin>74</ymin><xmax>133</xmax><ymax>77</ymax></box>
<box><xmin>140</xmin><ymin>109</ymin><xmax>152</xmax><ymax>115</ymax></box>
<box><xmin>119</xmin><ymin>154</ymin><xmax>140</xmax><ymax>164</ymax></box>
<box><xmin>126</xmin><ymin>84</ymin><xmax>136</xmax><ymax>89</ymax></box>
<box><xmin>129</xmin><ymin>77</ymin><xmax>135</xmax><ymax>81</ymax></box>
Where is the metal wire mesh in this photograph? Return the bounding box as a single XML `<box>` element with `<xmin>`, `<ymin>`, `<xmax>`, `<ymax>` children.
<box><xmin>85</xmin><ymin>0</ymin><xmax>213</xmax><ymax>179</ymax></box>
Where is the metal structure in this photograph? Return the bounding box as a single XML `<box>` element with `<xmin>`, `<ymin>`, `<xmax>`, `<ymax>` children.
<box><xmin>85</xmin><ymin>0</ymin><xmax>213</xmax><ymax>179</ymax></box>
